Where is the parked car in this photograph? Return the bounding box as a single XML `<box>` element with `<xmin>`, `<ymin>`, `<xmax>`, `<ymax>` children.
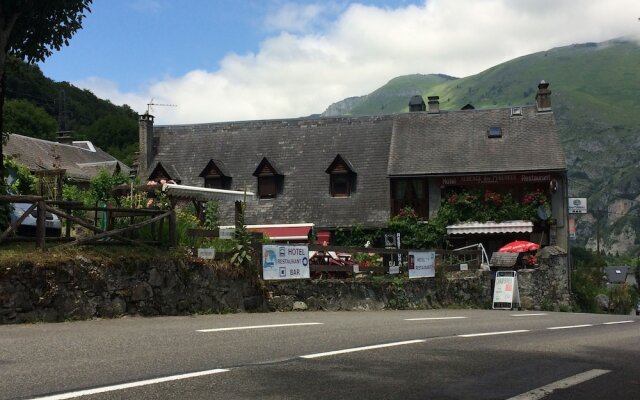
<box><xmin>10</xmin><ymin>203</ymin><xmax>62</xmax><ymax>237</ymax></box>
<box><xmin>636</xmin><ymin>301</ymin><xmax>640</xmax><ymax>316</ymax></box>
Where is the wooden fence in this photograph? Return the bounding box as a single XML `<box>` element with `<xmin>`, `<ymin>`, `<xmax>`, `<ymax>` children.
<box><xmin>0</xmin><ymin>195</ymin><xmax>176</xmax><ymax>250</ymax></box>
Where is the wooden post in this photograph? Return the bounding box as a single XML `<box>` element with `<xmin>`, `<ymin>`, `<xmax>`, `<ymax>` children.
<box><xmin>234</xmin><ymin>200</ymin><xmax>243</xmax><ymax>230</ymax></box>
<box><xmin>168</xmin><ymin>209</ymin><xmax>177</xmax><ymax>247</ymax></box>
<box><xmin>36</xmin><ymin>199</ymin><xmax>46</xmax><ymax>250</ymax></box>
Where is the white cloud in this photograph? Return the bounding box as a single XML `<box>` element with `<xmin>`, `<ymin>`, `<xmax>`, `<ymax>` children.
<box><xmin>264</xmin><ymin>2</ymin><xmax>326</xmax><ymax>33</ymax></box>
<box><xmin>76</xmin><ymin>0</ymin><xmax>640</xmax><ymax>124</ymax></box>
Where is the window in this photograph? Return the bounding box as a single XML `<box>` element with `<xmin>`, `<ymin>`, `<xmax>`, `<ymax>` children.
<box><xmin>199</xmin><ymin>159</ymin><xmax>231</xmax><ymax>189</ymax></box>
<box><xmin>487</xmin><ymin>127</ymin><xmax>502</xmax><ymax>138</ymax></box>
<box><xmin>390</xmin><ymin>178</ymin><xmax>429</xmax><ymax>219</ymax></box>
<box><xmin>253</xmin><ymin>157</ymin><xmax>282</xmax><ymax>199</ymax></box>
<box><xmin>326</xmin><ymin>154</ymin><xmax>356</xmax><ymax>197</ymax></box>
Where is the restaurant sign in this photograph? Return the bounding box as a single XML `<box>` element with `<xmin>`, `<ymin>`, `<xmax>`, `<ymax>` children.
<box><xmin>440</xmin><ymin>174</ymin><xmax>551</xmax><ymax>186</ymax></box>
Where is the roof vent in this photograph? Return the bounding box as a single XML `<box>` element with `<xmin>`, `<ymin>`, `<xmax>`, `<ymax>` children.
<box><xmin>511</xmin><ymin>107</ymin><xmax>522</xmax><ymax>116</ymax></box>
<box><xmin>487</xmin><ymin>127</ymin><xmax>502</xmax><ymax>138</ymax></box>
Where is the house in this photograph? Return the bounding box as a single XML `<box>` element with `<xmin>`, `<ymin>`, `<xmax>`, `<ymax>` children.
<box><xmin>138</xmin><ymin>82</ymin><xmax>568</xmax><ymax>251</ymax></box>
<box><xmin>604</xmin><ymin>266</ymin><xmax>636</xmax><ymax>287</ymax></box>
<box><xmin>4</xmin><ymin>133</ymin><xmax>131</xmax><ymax>198</ymax></box>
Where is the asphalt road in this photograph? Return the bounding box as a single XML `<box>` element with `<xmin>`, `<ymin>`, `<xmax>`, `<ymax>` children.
<box><xmin>1</xmin><ymin>310</ymin><xmax>638</xmax><ymax>400</ymax></box>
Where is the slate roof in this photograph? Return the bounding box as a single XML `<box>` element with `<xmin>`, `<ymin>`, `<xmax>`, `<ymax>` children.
<box><xmin>5</xmin><ymin>134</ymin><xmax>131</xmax><ymax>182</ymax></box>
<box><xmin>604</xmin><ymin>266</ymin><xmax>630</xmax><ymax>284</ymax></box>
<box><xmin>151</xmin><ymin>115</ymin><xmax>394</xmax><ymax>228</ymax></box>
<box><xmin>388</xmin><ymin>106</ymin><xmax>566</xmax><ymax>176</ymax></box>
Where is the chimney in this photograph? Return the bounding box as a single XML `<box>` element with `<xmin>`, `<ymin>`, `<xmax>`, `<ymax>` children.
<box><xmin>427</xmin><ymin>96</ymin><xmax>440</xmax><ymax>114</ymax></box>
<box><xmin>408</xmin><ymin>95</ymin><xmax>426</xmax><ymax>112</ymax></box>
<box><xmin>535</xmin><ymin>80</ymin><xmax>551</xmax><ymax>112</ymax></box>
<box><xmin>138</xmin><ymin>113</ymin><xmax>155</xmax><ymax>178</ymax></box>
<box><xmin>55</xmin><ymin>130</ymin><xmax>73</xmax><ymax>144</ymax></box>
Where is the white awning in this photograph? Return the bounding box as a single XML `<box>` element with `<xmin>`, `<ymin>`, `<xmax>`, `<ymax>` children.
<box><xmin>162</xmin><ymin>183</ymin><xmax>254</xmax><ymax>202</ymax></box>
<box><xmin>447</xmin><ymin>220</ymin><xmax>534</xmax><ymax>235</ymax></box>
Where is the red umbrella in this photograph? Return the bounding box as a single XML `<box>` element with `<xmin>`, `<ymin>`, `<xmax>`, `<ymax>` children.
<box><xmin>498</xmin><ymin>240</ymin><xmax>540</xmax><ymax>253</ymax></box>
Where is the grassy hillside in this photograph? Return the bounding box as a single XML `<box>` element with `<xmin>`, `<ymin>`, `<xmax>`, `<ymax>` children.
<box><xmin>323</xmin><ymin>39</ymin><xmax>640</xmax><ymax>254</ymax></box>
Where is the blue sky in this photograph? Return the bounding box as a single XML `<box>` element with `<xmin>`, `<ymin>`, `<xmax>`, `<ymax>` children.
<box><xmin>37</xmin><ymin>0</ymin><xmax>640</xmax><ymax>124</ymax></box>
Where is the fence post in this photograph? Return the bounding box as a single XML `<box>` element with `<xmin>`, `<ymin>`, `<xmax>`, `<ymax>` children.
<box><xmin>168</xmin><ymin>209</ymin><xmax>177</xmax><ymax>247</ymax></box>
<box><xmin>36</xmin><ymin>199</ymin><xmax>46</xmax><ymax>250</ymax></box>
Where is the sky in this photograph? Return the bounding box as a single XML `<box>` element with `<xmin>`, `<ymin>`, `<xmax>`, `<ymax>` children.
<box><xmin>37</xmin><ymin>0</ymin><xmax>640</xmax><ymax>125</ymax></box>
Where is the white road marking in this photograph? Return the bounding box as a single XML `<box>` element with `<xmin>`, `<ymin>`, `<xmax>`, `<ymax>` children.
<box><xmin>510</xmin><ymin>313</ymin><xmax>548</xmax><ymax>317</ymax></box>
<box><xmin>29</xmin><ymin>369</ymin><xmax>230</xmax><ymax>400</ymax></box>
<box><xmin>458</xmin><ymin>330</ymin><xmax>530</xmax><ymax>338</ymax></box>
<box><xmin>300</xmin><ymin>339</ymin><xmax>426</xmax><ymax>359</ymax></box>
<box><xmin>404</xmin><ymin>316</ymin><xmax>468</xmax><ymax>321</ymax></box>
<box><xmin>197</xmin><ymin>322</ymin><xmax>323</xmax><ymax>332</ymax></box>
<box><xmin>505</xmin><ymin>369</ymin><xmax>610</xmax><ymax>400</ymax></box>
<box><xmin>602</xmin><ymin>320</ymin><xmax>634</xmax><ymax>325</ymax></box>
<box><xmin>547</xmin><ymin>324</ymin><xmax>592</xmax><ymax>330</ymax></box>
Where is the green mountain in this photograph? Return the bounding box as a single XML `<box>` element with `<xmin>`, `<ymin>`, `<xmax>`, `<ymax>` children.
<box><xmin>323</xmin><ymin>39</ymin><xmax>640</xmax><ymax>255</ymax></box>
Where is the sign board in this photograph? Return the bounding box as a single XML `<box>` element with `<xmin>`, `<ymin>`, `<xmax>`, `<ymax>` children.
<box><xmin>219</xmin><ymin>227</ymin><xmax>235</xmax><ymax>240</ymax></box>
<box><xmin>492</xmin><ymin>271</ymin><xmax>520</xmax><ymax>310</ymax></box>
<box><xmin>568</xmin><ymin>198</ymin><xmax>587</xmax><ymax>214</ymax></box>
<box><xmin>262</xmin><ymin>245</ymin><xmax>309</xmax><ymax>280</ymax></box>
<box><xmin>388</xmin><ymin>266</ymin><xmax>400</xmax><ymax>274</ymax></box>
<box><xmin>197</xmin><ymin>248</ymin><xmax>215</xmax><ymax>259</ymax></box>
<box><xmin>459</xmin><ymin>263</ymin><xmax>468</xmax><ymax>271</ymax></box>
<box><xmin>408</xmin><ymin>251</ymin><xmax>436</xmax><ymax>279</ymax></box>
<box><xmin>568</xmin><ymin>217</ymin><xmax>576</xmax><ymax>239</ymax></box>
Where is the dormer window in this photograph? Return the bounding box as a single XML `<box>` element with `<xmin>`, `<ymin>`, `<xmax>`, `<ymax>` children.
<box><xmin>326</xmin><ymin>154</ymin><xmax>356</xmax><ymax>197</ymax></box>
<box><xmin>253</xmin><ymin>157</ymin><xmax>283</xmax><ymax>199</ymax></box>
<box><xmin>147</xmin><ymin>162</ymin><xmax>181</xmax><ymax>184</ymax></box>
<box><xmin>198</xmin><ymin>159</ymin><xmax>232</xmax><ymax>189</ymax></box>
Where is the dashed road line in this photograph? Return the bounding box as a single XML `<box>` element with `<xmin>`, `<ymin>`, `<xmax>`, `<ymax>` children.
<box><xmin>300</xmin><ymin>339</ymin><xmax>426</xmax><ymax>359</ymax></box>
<box><xmin>458</xmin><ymin>330</ymin><xmax>530</xmax><ymax>338</ymax></box>
<box><xmin>197</xmin><ymin>322</ymin><xmax>323</xmax><ymax>332</ymax></box>
<box><xmin>602</xmin><ymin>320</ymin><xmax>634</xmax><ymax>325</ymax></box>
<box><xmin>547</xmin><ymin>324</ymin><xmax>593</xmax><ymax>330</ymax></box>
<box><xmin>505</xmin><ymin>369</ymin><xmax>610</xmax><ymax>400</ymax></box>
<box><xmin>404</xmin><ymin>316</ymin><xmax>468</xmax><ymax>321</ymax></box>
<box><xmin>510</xmin><ymin>313</ymin><xmax>548</xmax><ymax>317</ymax></box>
<box><xmin>29</xmin><ymin>369</ymin><xmax>230</xmax><ymax>400</ymax></box>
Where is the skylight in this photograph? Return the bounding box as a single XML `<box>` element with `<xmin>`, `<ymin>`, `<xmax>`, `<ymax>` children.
<box><xmin>487</xmin><ymin>127</ymin><xmax>502</xmax><ymax>138</ymax></box>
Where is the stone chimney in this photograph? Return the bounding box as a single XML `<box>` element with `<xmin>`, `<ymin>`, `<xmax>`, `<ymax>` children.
<box><xmin>427</xmin><ymin>96</ymin><xmax>440</xmax><ymax>114</ymax></box>
<box><xmin>138</xmin><ymin>113</ymin><xmax>155</xmax><ymax>179</ymax></box>
<box><xmin>408</xmin><ymin>95</ymin><xmax>426</xmax><ymax>112</ymax></box>
<box><xmin>535</xmin><ymin>80</ymin><xmax>552</xmax><ymax>112</ymax></box>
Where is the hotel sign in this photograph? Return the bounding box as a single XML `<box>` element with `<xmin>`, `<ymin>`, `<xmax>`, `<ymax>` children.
<box><xmin>440</xmin><ymin>174</ymin><xmax>552</xmax><ymax>186</ymax></box>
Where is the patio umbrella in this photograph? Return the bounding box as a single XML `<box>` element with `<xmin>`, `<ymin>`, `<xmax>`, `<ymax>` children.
<box><xmin>498</xmin><ymin>240</ymin><xmax>540</xmax><ymax>253</ymax></box>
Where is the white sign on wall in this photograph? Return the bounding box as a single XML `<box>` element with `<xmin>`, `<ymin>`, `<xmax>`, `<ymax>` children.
<box><xmin>568</xmin><ymin>198</ymin><xmax>588</xmax><ymax>214</ymax></box>
<box><xmin>262</xmin><ymin>245</ymin><xmax>309</xmax><ymax>280</ymax></box>
<box><xmin>408</xmin><ymin>251</ymin><xmax>436</xmax><ymax>279</ymax></box>
<box><xmin>197</xmin><ymin>248</ymin><xmax>215</xmax><ymax>259</ymax></box>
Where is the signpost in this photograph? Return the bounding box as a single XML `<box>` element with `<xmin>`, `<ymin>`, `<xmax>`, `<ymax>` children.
<box><xmin>408</xmin><ymin>251</ymin><xmax>436</xmax><ymax>279</ymax></box>
<box><xmin>492</xmin><ymin>271</ymin><xmax>520</xmax><ymax>310</ymax></box>
<box><xmin>262</xmin><ymin>245</ymin><xmax>309</xmax><ymax>280</ymax></box>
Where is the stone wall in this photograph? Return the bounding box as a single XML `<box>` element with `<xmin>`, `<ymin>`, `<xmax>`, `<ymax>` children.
<box><xmin>265</xmin><ymin>270</ymin><xmax>492</xmax><ymax>311</ymax></box>
<box><xmin>0</xmin><ymin>252</ymin><xmax>572</xmax><ymax>324</ymax></box>
<box><xmin>0</xmin><ymin>256</ymin><xmax>267</xmax><ymax>324</ymax></box>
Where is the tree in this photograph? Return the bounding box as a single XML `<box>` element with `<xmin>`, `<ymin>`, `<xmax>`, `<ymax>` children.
<box><xmin>0</xmin><ymin>0</ymin><xmax>92</xmax><ymax>173</ymax></box>
<box><xmin>3</xmin><ymin>98</ymin><xmax>57</xmax><ymax>139</ymax></box>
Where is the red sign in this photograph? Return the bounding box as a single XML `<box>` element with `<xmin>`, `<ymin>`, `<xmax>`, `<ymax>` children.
<box><xmin>440</xmin><ymin>173</ymin><xmax>552</xmax><ymax>186</ymax></box>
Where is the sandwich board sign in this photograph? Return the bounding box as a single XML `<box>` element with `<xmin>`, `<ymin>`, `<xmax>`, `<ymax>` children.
<box><xmin>492</xmin><ymin>270</ymin><xmax>520</xmax><ymax>310</ymax></box>
<box><xmin>262</xmin><ymin>245</ymin><xmax>309</xmax><ymax>280</ymax></box>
